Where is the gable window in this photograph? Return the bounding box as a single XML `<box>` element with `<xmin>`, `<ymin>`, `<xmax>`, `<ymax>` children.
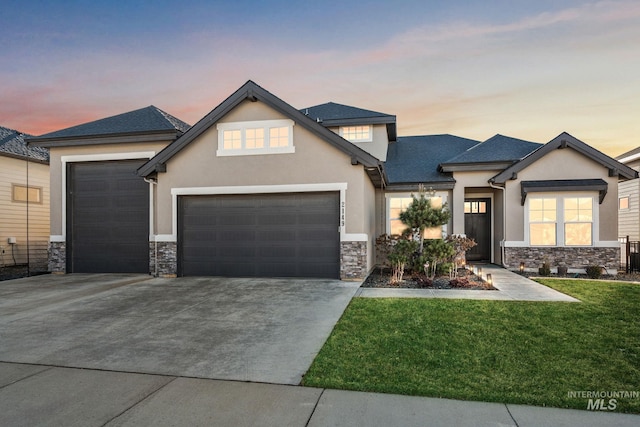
<box><xmin>12</xmin><ymin>184</ymin><xmax>42</xmax><ymax>204</ymax></box>
<box><xmin>388</xmin><ymin>195</ymin><xmax>444</xmax><ymax>238</ymax></box>
<box><xmin>217</xmin><ymin>119</ymin><xmax>294</xmax><ymax>156</ymax></box>
<box><xmin>619</xmin><ymin>196</ymin><xmax>629</xmax><ymax>210</ymax></box>
<box><xmin>528</xmin><ymin>195</ymin><xmax>596</xmax><ymax>246</ymax></box>
<box><xmin>340</xmin><ymin>125</ymin><xmax>372</xmax><ymax>142</ymax></box>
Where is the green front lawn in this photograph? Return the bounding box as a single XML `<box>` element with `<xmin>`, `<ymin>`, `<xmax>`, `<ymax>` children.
<box><xmin>302</xmin><ymin>279</ymin><xmax>640</xmax><ymax>413</ymax></box>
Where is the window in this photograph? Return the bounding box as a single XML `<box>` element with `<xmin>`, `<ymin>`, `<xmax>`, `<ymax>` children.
<box><xmin>388</xmin><ymin>195</ymin><xmax>444</xmax><ymax>238</ymax></box>
<box><xmin>527</xmin><ymin>195</ymin><xmax>595</xmax><ymax>246</ymax></box>
<box><xmin>464</xmin><ymin>201</ymin><xmax>487</xmax><ymax>214</ymax></box>
<box><xmin>529</xmin><ymin>198</ymin><xmax>557</xmax><ymax>246</ymax></box>
<box><xmin>619</xmin><ymin>196</ymin><xmax>629</xmax><ymax>210</ymax></box>
<box><xmin>564</xmin><ymin>197</ymin><xmax>592</xmax><ymax>246</ymax></box>
<box><xmin>340</xmin><ymin>125</ymin><xmax>372</xmax><ymax>142</ymax></box>
<box><xmin>12</xmin><ymin>184</ymin><xmax>42</xmax><ymax>203</ymax></box>
<box><xmin>217</xmin><ymin>119</ymin><xmax>294</xmax><ymax>156</ymax></box>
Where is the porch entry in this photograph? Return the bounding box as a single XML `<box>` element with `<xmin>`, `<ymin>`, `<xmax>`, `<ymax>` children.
<box><xmin>464</xmin><ymin>198</ymin><xmax>491</xmax><ymax>261</ymax></box>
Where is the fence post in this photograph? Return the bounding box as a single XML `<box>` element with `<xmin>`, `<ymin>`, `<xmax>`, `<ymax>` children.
<box><xmin>626</xmin><ymin>236</ymin><xmax>631</xmax><ymax>273</ymax></box>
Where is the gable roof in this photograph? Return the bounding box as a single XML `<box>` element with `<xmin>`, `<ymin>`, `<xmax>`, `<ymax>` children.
<box><xmin>385</xmin><ymin>134</ymin><xmax>480</xmax><ymax>188</ymax></box>
<box><xmin>616</xmin><ymin>146</ymin><xmax>640</xmax><ymax>164</ymax></box>
<box><xmin>440</xmin><ymin>134</ymin><xmax>542</xmax><ymax>171</ymax></box>
<box><xmin>27</xmin><ymin>106</ymin><xmax>190</xmax><ymax>147</ymax></box>
<box><xmin>0</xmin><ymin>126</ymin><xmax>49</xmax><ymax>163</ymax></box>
<box><xmin>491</xmin><ymin>132</ymin><xmax>638</xmax><ymax>184</ymax></box>
<box><xmin>138</xmin><ymin>81</ymin><xmax>386</xmax><ymax>186</ymax></box>
<box><xmin>302</xmin><ymin>102</ymin><xmax>397</xmax><ymax>141</ymax></box>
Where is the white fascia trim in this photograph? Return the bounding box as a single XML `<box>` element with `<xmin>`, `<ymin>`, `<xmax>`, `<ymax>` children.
<box><xmin>617</xmin><ymin>152</ymin><xmax>640</xmax><ymax>164</ymax></box>
<box><xmin>343</xmin><ymin>233</ymin><xmax>368</xmax><ymax>242</ymax></box>
<box><xmin>160</xmin><ymin>183</ymin><xmax>351</xmax><ymax>243</ymax></box>
<box><xmin>50</xmin><ymin>235</ymin><xmax>65</xmax><ymax>243</ymax></box>
<box><xmin>60</xmin><ymin>152</ymin><xmax>156</xmax><ymax>241</ymax></box>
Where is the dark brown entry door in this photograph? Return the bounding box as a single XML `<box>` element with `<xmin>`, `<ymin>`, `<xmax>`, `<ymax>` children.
<box><xmin>178</xmin><ymin>192</ymin><xmax>340</xmax><ymax>278</ymax></box>
<box><xmin>464</xmin><ymin>198</ymin><xmax>491</xmax><ymax>261</ymax></box>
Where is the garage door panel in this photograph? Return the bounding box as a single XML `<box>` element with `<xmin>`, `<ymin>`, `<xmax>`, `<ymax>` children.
<box><xmin>179</xmin><ymin>192</ymin><xmax>340</xmax><ymax>278</ymax></box>
<box><xmin>68</xmin><ymin>160</ymin><xmax>149</xmax><ymax>273</ymax></box>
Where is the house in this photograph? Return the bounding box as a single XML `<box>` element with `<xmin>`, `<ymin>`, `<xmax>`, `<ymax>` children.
<box><xmin>0</xmin><ymin>126</ymin><xmax>50</xmax><ymax>270</ymax></box>
<box><xmin>28</xmin><ymin>81</ymin><xmax>638</xmax><ymax>278</ymax></box>
<box><xmin>616</xmin><ymin>147</ymin><xmax>640</xmax><ymax>241</ymax></box>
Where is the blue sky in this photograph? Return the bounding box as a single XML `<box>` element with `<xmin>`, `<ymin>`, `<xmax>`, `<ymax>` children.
<box><xmin>2</xmin><ymin>0</ymin><xmax>639</xmax><ymax>155</ymax></box>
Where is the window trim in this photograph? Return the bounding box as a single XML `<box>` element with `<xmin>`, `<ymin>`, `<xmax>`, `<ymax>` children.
<box><xmin>11</xmin><ymin>184</ymin><xmax>43</xmax><ymax>204</ymax></box>
<box><xmin>339</xmin><ymin>125</ymin><xmax>373</xmax><ymax>143</ymax></box>
<box><xmin>216</xmin><ymin>119</ymin><xmax>295</xmax><ymax>156</ymax></box>
<box><xmin>525</xmin><ymin>193</ymin><xmax>597</xmax><ymax>247</ymax></box>
<box><xmin>385</xmin><ymin>193</ymin><xmax>448</xmax><ymax>238</ymax></box>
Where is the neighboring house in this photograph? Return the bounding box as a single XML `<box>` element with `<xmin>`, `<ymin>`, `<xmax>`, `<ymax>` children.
<box><xmin>28</xmin><ymin>81</ymin><xmax>637</xmax><ymax>278</ymax></box>
<box><xmin>0</xmin><ymin>126</ymin><xmax>50</xmax><ymax>270</ymax></box>
<box><xmin>616</xmin><ymin>147</ymin><xmax>640</xmax><ymax>241</ymax></box>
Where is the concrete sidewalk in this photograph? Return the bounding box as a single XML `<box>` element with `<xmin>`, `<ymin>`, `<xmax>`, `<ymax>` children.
<box><xmin>1</xmin><ymin>362</ymin><xmax>638</xmax><ymax>427</ymax></box>
<box><xmin>356</xmin><ymin>264</ymin><xmax>580</xmax><ymax>302</ymax></box>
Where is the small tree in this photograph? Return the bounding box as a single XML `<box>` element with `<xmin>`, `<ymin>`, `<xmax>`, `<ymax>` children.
<box><xmin>398</xmin><ymin>186</ymin><xmax>451</xmax><ymax>254</ymax></box>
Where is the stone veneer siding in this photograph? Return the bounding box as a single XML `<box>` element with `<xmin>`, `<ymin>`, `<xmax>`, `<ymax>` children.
<box><xmin>48</xmin><ymin>241</ymin><xmax>66</xmax><ymax>273</ymax></box>
<box><xmin>340</xmin><ymin>241</ymin><xmax>368</xmax><ymax>280</ymax></box>
<box><xmin>505</xmin><ymin>246</ymin><xmax>620</xmax><ymax>271</ymax></box>
<box><xmin>149</xmin><ymin>241</ymin><xmax>177</xmax><ymax>277</ymax></box>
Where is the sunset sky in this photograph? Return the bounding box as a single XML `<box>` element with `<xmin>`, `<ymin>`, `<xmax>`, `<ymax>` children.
<box><xmin>2</xmin><ymin>0</ymin><xmax>639</xmax><ymax>156</ymax></box>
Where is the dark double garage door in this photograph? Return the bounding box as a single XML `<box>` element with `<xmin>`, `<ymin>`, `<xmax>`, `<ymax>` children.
<box><xmin>179</xmin><ymin>192</ymin><xmax>340</xmax><ymax>279</ymax></box>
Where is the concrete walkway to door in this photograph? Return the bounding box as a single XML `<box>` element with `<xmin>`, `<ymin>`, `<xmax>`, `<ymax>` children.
<box><xmin>356</xmin><ymin>264</ymin><xmax>580</xmax><ymax>302</ymax></box>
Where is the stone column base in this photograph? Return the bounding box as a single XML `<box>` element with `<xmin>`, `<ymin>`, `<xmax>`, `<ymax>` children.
<box><xmin>340</xmin><ymin>241</ymin><xmax>368</xmax><ymax>280</ymax></box>
<box><xmin>149</xmin><ymin>241</ymin><xmax>177</xmax><ymax>277</ymax></box>
<box><xmin>48</xmin><ymin>241</ymin><xmax>66</xmax><ymax>273</ymax></box>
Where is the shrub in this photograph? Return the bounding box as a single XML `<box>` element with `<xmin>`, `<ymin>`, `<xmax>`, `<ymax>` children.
<box><xmin>388</xmin><ymin>239</ymin><xmax>419</xmax><ymax>283</ymax></box>
<box><xmin>538</xmin><ymin>262</ymin><xmax>551</xmax><ymax>276</ymax></box>
<box><xmin>586</xmin><ymin>265</ymin><xmax>603</xmax><ymax>279</ymax></box>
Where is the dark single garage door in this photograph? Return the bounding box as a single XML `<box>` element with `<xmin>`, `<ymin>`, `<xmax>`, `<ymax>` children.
<box><xmin>179</xmin><ymin>192</ymin><xmax>340</xmax><ymax>278</ymax></box>
<box><xmin>66</xmin><ymin>160</ymin><xmax>149</xmax><ymax>273</ymax></box>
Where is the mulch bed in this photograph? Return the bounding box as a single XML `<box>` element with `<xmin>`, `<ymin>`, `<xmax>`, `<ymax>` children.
<box><xmin>362</xmin><ymin>267</ymin><xmax>496</xmax><ymax>290</ymax></box>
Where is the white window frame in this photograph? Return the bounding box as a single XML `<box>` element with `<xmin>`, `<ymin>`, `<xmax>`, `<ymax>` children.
<box><xmin>385</xmin><ymin>192</ymin><xmax>448</xmax><ymax>238</ymax></box>
<box><xmin>216</xmin><ymin>119</ymin><xmax>295</xmax><ymax>156</ymax></box>
<box><xmin>525</xmin><ymin>192</ymin><xmax>598</xmax><ymax>247</ymax></box>
<box><xmin>339</xmin><ymin>125</ymin><xmax>373</xmax><ymax>142</ymax></box>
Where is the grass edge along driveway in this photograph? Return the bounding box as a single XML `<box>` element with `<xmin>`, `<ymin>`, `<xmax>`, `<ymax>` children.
<box><xmin>302</xmin><ymin>279</ymin><xmax>640</xmax><ymax>413</ymax></box>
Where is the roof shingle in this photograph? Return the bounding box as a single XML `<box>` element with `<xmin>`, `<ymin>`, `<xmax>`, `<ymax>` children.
<box><xmin>443</xmin><ymin>134</ymin><xmax>542</xmax><ymax>165</ymax></box>
<box><xmin>0</xmin><ymin>126</ymin><xmax>49</xmax><ymax>162</ymax></box>
<box><xmin>34</xmin><ymin>106</ymin><xmax>190</xmax><ymax>140</ymax></box>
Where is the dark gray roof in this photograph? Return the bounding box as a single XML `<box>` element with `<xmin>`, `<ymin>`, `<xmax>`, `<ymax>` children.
<box><xmin>302</xmin><ymin>102</ymin><xmax>395</xmax><ymax>123</ymax></box>
<box><xmin>0</xmin><ymin>126</ymin><xmax>49</xmax><ymax>163</ymax></box>
<box><xmin>33</xmin><ymin>106</ymin><xmax>190</xmax><ymax>140</ymax></box>
<box><xmin>443</xmin><ymin>134</ymin><xmax>542</xmax><ymax>165</ymax></box>
<box><xmin>385</xmin><ymin>134</ymin><xmax>480</xmax><ymax>185</ymax></box>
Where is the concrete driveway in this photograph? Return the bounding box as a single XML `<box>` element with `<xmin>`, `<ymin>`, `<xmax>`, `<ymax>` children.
<box><xmin>0</xmin><ymin>274</ymin><xmax>359</xmax><ymax>385</ymax></box>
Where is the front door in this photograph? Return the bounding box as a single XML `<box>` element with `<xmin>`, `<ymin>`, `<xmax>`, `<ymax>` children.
<box><xmin>464</xmin><ymin>198</ymin><xmax>491</xmax><ymax>261</ymax></box>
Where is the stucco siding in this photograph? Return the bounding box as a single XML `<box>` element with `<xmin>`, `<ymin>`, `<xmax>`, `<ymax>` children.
<box><xmin>0</xmin><ymin>156</ymin><xmax>50</xmax><ymax>268</ymax></box>
<box><xmin>155</xmin><ymin>100</ymin><xmax>372</xmax><ymax>237</ymax></box>
<box><xmin>326</xmin><ymin>124</ymin><xmax>389</xmax><ymax>161</ymax></box>
<box><xmin>48</xmin><ymin>142</ymin><xmax>168</xmax><ymax>237</ymax></box>
<box><xmin>505</xmin><ymin>147</ymin><xmax>619</xmax><ymax>242</ymax></box>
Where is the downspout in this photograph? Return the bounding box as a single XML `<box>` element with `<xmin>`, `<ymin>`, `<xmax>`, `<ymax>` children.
<box><xmin>489</xmin><ymin>180</ymin><xmax>508</xmax><ymax>267</ymax></box>
<box><xmin>144</xmin><ymin>177</ymin><xmax>158</xmax><ymax>276</ymax></box>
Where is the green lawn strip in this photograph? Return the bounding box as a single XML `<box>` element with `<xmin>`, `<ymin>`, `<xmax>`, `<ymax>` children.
<box><xmin>302</xmin><ymin>280</ymin><xmax>640</xmax><ymax>413</ymax></box>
